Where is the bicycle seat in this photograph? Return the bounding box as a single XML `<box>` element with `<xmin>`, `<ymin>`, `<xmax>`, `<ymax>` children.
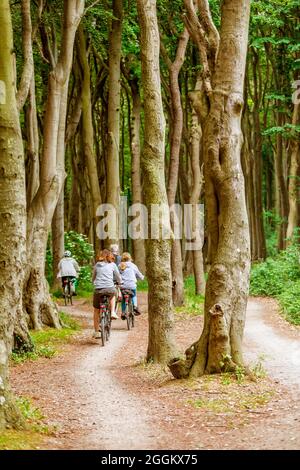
<box><xmin>121</xmin><ymin>289</ymin><xmax>134</xmax><ymax>296</ymax></box>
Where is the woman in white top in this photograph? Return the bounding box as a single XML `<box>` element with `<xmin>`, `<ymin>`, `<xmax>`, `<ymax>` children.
<box><xmin>92</xmin><ymin>249</ymin><xmax>122</xmax><ymax>338</ymax></box>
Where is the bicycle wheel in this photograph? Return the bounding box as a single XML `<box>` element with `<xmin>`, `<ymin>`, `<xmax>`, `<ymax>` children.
<box><xmin>115</xmin><ymin>298</ymin><xmax>120</xmax><ymax>316</ymax></box>
<box><xmin>106</xmin><ymin>310</ymin><xmax>111</xmax><ymax>340</ymax></box>
<box><xmin>64</xmin><ymin>285</ymin><xmax>68</xmax><ymax>306</ymax></box>
<box><xmin>126</xmin><ymin>305</ymin><xmax>131</xmax><ymax>331</ymax></box>
<box><xmin>101</xmin><ymin>315</ymin><xmax>106</xmax><ymax>347</ymax></box>
<box><xmin>131</xmin><ymin>303</ymin><xmax>135</xmax><ymax>328</ymax></box>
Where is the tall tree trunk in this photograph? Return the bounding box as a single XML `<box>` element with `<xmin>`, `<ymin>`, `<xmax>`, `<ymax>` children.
<box><xmin>130</xmin><ymin>80</ymin><xmax>146</xmax><ymax>272</ymax></box>
<box><xmin>52</xmin><ymin>188</ymin><xmax>65</xmax><ymax>289</ymax></box>
<box><xmin>106</xmin><ymin>0</ymin><xmax>123</xmax><ymax>245</ymax></box>
<box><xmin>242</xmin><ymin>104</ymin><xmax>257</xmax><ymax>260</ymax></box>
<box><xmin>252</xmin><ymin>51</ymin><xmax>266</xmax><ymax>259</ymax></box>
<box><xmin>68</xmin><ymin>152</ymin><xmax>80</xmax><ymax>231</ymax></box>
<box><xmin>188</xmin><ymin>76</ymin><xmax>207</xmax><ymax>294</ymax></box>
<box><xmin>26</xmin><ymin>76</ymin><xmax>40</xmax><ymax>205</ymax></box>
<box><xmin>162</xmin><ymin>28</ymin><xmax>189</xmax><ymax>307</ymax></box>
<box><xmin>137</xmin><ymin>0</ymin><xmax>177</xmax><ymax>364</ymax></box>
<box><xmin>287</xmin><ymin>103</ymin><xmax>300</xmax><ymax>243</ymax></box>
<box><xmin>0</xmin><ymin>0</ymin><xmax>27</xmax><ymax>430</ymax></box>
<box><xmin>275</xmin><ymin>110</ymin><xmax>289</xmax><ymax>250</ymax></box>
<box><xmin>189</xmin><ymin>105</ymin><xmax>205</xmax><ymax>295</ymax></box>
<box><xmin>24</xmin><ymin>0</ymin><xmax>84</xmax><ymax>329</ymax></box>
<box><xmin>16</xmin><ymin>0</ymin><xmax>33</xmax><ymax>112</ymax></box>
<box><xmin>77</xmin><ymin>25</ymin><xmax>101</xmax><ymax>248</ymax></box>
<box><xmin>170</xmin><ymin>0</ymin><xmax>251</xmax><ymax>378</ymax></box>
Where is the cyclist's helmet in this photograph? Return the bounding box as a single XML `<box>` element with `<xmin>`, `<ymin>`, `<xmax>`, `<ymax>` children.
<box><xmin>64</xmin><ymin>250</ymin><xmax>71</xmax><ymax>257</ymax></box>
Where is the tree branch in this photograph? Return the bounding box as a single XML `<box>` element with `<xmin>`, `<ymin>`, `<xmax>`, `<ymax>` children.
<box><xmin>84</xmin><ymin>0</ymin><xmax>101</xmax><ymax>15</ymax></box>
<box><xmin>17</xmin><ymin>0</ymin><xmax>34</xmax><ymax>111</ymax></box>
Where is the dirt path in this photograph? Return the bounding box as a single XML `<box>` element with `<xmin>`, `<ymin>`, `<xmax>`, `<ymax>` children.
<box><xmin>11</xmin><ymin>299</ymin><xmax>162</xmax><ymax>450</ymax></box>
<box><xmin>245</xmin><ymin>299</ymin><xmax>300</xmax><ymax>388</ymax></box>
<box><xmin>10</xmin><ymin>295</ymin><xmax>300</xmax><ymax>450</ymax></box>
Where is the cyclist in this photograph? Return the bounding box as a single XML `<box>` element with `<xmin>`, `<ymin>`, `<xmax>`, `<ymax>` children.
<box><xmin>119</xmin><ymin>252</ymin><xmax>144</xmax><ymax>319</ymax></box>
<box><xmin>92</xmin><ymin>249</ymin><xmax>122</xmax><ymax>339</ymax></box>
<box><xmin>57</xmin><ymin>250</ymin><xmax>80</xmax><ymax>294</ymax></box>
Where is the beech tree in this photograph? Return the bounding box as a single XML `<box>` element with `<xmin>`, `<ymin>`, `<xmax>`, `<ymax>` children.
<box><xmin>24</xmin><ymin>0</ymin><xmax>84</xmax><ymax>331</ymax></box>
<box><xmin>0</xmin><ymin>0</ymin><xmax>26</xmax><ymax>430</ymax></box>
<box><xmin>106</xmin><ymin>0</ymin><xmax>123</xmax><ymax>245</ymax></box>
<box><xmin>137</xmin><ymin>0</ymin><xmax>177</xmax><ymax>363</ymax></box>
<box><xmin>170</xmin><ymin>0</ymin><xmax>251</xmax><ymax>377</ymax></box>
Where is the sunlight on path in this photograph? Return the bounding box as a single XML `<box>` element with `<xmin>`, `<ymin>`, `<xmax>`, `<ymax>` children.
<box><xmin>68</xmin><ymin>322</ymin><xmax>158</xmax><ymax>450</ymax></box>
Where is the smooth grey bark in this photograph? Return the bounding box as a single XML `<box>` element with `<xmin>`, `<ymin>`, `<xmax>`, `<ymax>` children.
<box><xmin>170</xmin><ymin>0</ymin><xmax>251</xmax><ymax>378</ymax></box>
<box><xmin>0</xmin><ymin>0</ymin><xmax>26</xmax><ymax>430</ymax></box>
<box><xmin>24</xmin><ymin>0</ymin><xmax>84</xmax><ymax>329</ymax></box>
<box><xmin>106</xmin><ymin>0</ymin><xmax>123</xmax><ymax>245</ymax></box>
<box><xmin>129</xmin><ymin>79</ymin><xmax>146</xmax><ymax>272</ymax></box>
<box><xmin>137</xmin><ymin>0</ymin><xmax>177</xmax><ymax>364</ymax></box>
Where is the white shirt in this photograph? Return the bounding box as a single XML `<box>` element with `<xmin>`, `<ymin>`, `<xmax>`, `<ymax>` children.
<box><xmin>57</xmin><ymin>257</ymin><xmax>80</xmax><ymax>278</ymax></box>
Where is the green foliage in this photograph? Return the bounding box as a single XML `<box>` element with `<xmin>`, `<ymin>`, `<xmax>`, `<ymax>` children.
<box><xmin>262</xmin><ymin>124</ymin><xmax>300</xmax><ymax>138</ymax></box>
<box><xmin>0</xmin><ymin>396</ymin><xmax>51</xmax><ymax>449</ymax></box>
<box><xmin>77</xmin><ymin>265</ymin><xmax>94</xmax><ymax>294</ymax></box>
<box><xmin>11</xmin><ymin>347</ymin><xmax>55</xmax><ymax>364</ymax></box>
<box><xmin>0</xmin><ymin>430</ymin><xmax>43</xmax><ymax>450</ymax></box>
<box><xmin>65</xmin><ymin>232</ymin><xmax>94</xmax><ymax>293</ymax></box>
<box><xmin>277</xmin><ymin>280</ymin><xmax>300</xmax><ymax>325</ymax></box>
<box><xmin>16</xmin><ymin>397</ymin><xmax>45</xmax><ymax>423</ymax></box>
<box><xmin>263</xmin><ymin>210</ymin><xmax>283</xmax><ymax>257</ymax></box>
<box><xmin>64</xmin><ymin>231</ymin><xmax>94</xmax><ymax>264</ymax></box>
<box><xmin>250</xmin><ymin>243</ymin><xmax>300</xmax><ymax>325</ymax></box>
<box><xmin>175</xmin><ymin>276</ymin><xmax>204</xmax><ymax>316</ymax></box>
<box><xmin>235</xmin><ymin>366</ymin><xmax>246</xmax><ymax>385</ymax></box>
<box><xmin>137</xmin><ymin>278</ymin><xmax>149</xmax><ymax>291</ymax></box>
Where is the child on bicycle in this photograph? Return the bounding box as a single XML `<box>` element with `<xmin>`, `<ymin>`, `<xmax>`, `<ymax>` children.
<box><xmin>119</xmin><ymin>252</ymin><xmax>144</xmax><ymax>319</ymax></box>
<box><xmin>92</xmin><ymin>249</ymin><xmax>122</xmax><ymax>338</ymax></box>
<box><xmin>57</xmin><ymin>250</ymin><xmax>80</xmax><ymax>294</ymax></box>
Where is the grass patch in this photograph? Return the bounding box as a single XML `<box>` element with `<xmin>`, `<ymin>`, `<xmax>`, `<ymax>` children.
<box><xmin>0</xmin><ymin>430</ymin><xmax>44</xmax><ymax>450</ymax></box>
<box><xmin>175</xmin><ymin>276</ymin><xmax>204</xmax><ymax>316</ymax></box>
<box><xmin>239</xmin><ymin>391</ymin><xmax>273</xmax><ymax>410</ymax></box>
<box><xmin>137</xmin><ymin>276</ymin><xmax>204</xmax><ymax>315</ymax></box>
<box><xmin>137</xmin><ymin>278</ymin><xmax>148</xmax><ymax>291</ymax></box>
<box><xmin>76</xmin><ymin>289</ymin><xmax>93</xmax><ymax>298</ymax></box>
<box><xmin>0</xmin><ymin>397</ymin><xmax>52</xmax><ymax>450</ymax></box>
<box><xmin>52</xmin><ymin>288</ymin><xmax>93</xmax><ymax>300</ymax></box>
<box><xmin>191</xmin><ymin>397</ymin><xmax>230</xmax><ymax>413</ymax></box>
<box><xmin>189</xmin><ymin>389</ymin><xmax>273</xmax><ymax>414</ymax></box>
<box><xmin>11</xmin><ymin>312</ymin><xmax>80</xmax><ymax>364</ymax></box>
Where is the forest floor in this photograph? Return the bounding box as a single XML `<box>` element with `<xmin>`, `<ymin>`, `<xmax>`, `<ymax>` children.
<box><xmin>9</xmin><ymin>294</ymin><xmax>300</xmax><ymax>450</ymax></box>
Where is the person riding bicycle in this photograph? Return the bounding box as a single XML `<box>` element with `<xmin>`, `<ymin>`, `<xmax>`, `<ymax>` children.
<box><xmin>57</xmin><ymin>250</ymin><xmax>80</xmax><ymax>294</ymax></box>
<box><xmin>119</xmin><ymin>252</ymin><xmax>144</xmax><ymax>319</ymax></box>
<box><xmin>92</xmin><ymin>249</ymin><xmax>122</xmax><ymax>339</ymax></box>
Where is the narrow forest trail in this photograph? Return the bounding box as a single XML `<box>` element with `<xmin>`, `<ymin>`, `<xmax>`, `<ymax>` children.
<box><xmin>10</xmin><ymin>295</ymin><xmax>300</xmax><ymax>450</ymax></box>
<box><xmin>245</xmin><ymin>299</ymin><xmax>300</xmax><ymax>388</ymax></box>
<box><xmin>11</xmin><ymin>297</ymin><xmax>163</xmax><ymax>450</ymax></box>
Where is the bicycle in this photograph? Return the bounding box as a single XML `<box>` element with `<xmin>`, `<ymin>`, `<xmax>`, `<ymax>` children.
<box><xmin>62</xmin><ymin>277</ymin><xmax>75</xmax><ymax>306</ymax></box>
<box><xmin>121</xmin><ymin>289</ymin><xmax>135</xmax><ymax>330</ymax></box>
<box><xmin>99</xmin><ymin>294</ymin><xmax>112</xmax><ymax>347</ymax></box>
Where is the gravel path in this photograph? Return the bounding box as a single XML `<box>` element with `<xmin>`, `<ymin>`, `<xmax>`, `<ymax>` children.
<box><xmin>10</xmin><ymin>295</ymin><xmax>300</xmax><ymax>450</ymax></box>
